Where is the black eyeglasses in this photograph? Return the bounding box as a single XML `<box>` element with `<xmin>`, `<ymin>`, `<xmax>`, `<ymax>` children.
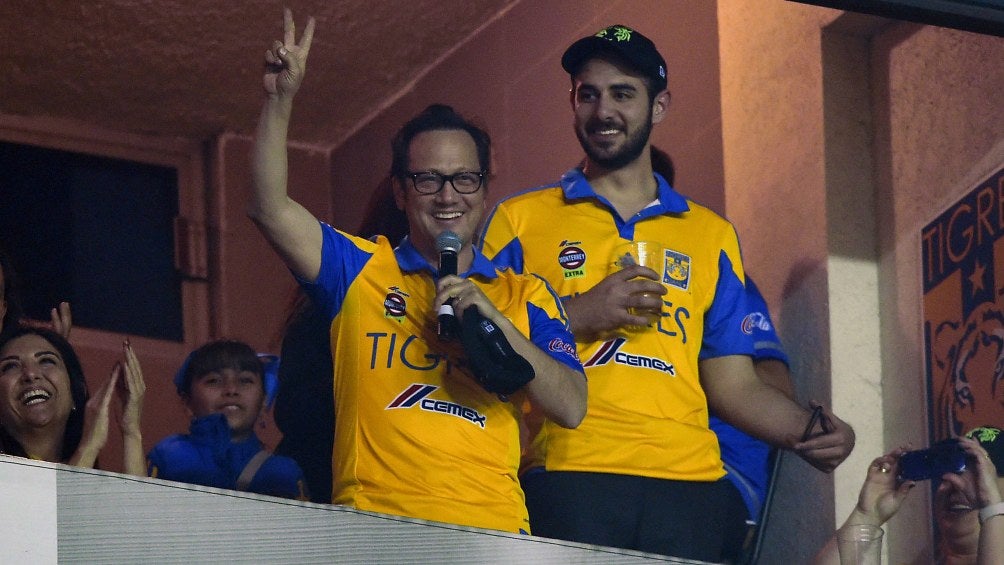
<box><xmin>403</xmin><ymin>171</ymin><xmax>487</xmax><ymax>194</ymax></box>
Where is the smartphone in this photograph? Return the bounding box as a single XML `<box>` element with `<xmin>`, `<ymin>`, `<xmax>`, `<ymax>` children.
<box><xmin>800</xmin><ymin>405</ymin><xmax>832</xmax><ymax>442</ymax></box>
<box><xmin>897</xmin><ymin>438</ymin><xmax>967</xmax><ymax>482</ymax></box>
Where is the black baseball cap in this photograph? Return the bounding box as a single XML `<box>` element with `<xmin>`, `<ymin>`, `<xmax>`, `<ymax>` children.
<box><xmin>561</xmin><ymin>24</ymin><xmax>668</xmax><ymax>91</ymax></box>
<box><xmin>967</xmin><ymin>426</ymin><xmax>1004</xmax><ymax>477</ymax></box>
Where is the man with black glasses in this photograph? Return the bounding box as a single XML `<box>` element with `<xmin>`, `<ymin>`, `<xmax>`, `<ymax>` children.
<box><xmin>249</xmin><ymin>10</ymin><xmax>585</xmax><ymax>533</ymax></box>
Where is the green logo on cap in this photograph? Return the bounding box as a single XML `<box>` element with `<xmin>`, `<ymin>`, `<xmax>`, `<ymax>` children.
<box><xmin>967</xmin><ymin>426</ymin><xmax>1002</xmax><ymax>443</ymax></box>
<box><xmin>597</xmin><ymin>25</ymin><xmax>633</xmax><ymax>42</ymax></box>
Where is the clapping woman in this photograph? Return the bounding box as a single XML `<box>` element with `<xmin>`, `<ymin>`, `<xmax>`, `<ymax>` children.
<box><xmin>0</xmin><ymin>327</ymin><xmax>145</xmax><ymax>475</ymax></box>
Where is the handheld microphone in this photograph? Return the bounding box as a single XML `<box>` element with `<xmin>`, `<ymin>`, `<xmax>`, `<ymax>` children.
<box><xmin>436</xmin><ymin>231</ymin><xmax>463</xmax><ymax>340</ymax></box>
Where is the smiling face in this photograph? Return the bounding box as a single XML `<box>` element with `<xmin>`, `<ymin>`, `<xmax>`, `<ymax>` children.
<box><xmin>571</xmin><ymin>56</ymin><xmax>667</xmax><ymax>172</ymax></box>
<box><xmin>393</xmin><ymin>129</ymin><xmax>486</xmax><ymax>264</ymax></box>
<box><xmin>934</xmin><ymin>468</ymin><xmax>1004</xmax><ymax>556</ymax></box>
<box><xmin>0</xmin><ymin>333</ymin><xmax>74</xmax><ymax>441</ymax></box>
<box><xmin>935</xmin><ymin>467</ymin><xmax>979</xmax><ymax>528</ymax></box>
<box><xmin>184</xmin><ymin>368</ymin><xmax>264</xmax><ymax>441</ymax></box>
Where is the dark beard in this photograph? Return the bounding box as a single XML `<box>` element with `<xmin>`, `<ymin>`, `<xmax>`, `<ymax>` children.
<box><xmin>576</xmin><ymin>114</ymin><xmax>653</xmax><ymax>171</ymax></box>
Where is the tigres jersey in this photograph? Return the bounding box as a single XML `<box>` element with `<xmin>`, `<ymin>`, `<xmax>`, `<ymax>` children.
<box><xmin>303</xmin><ymin>222</ymin><xmax>580</xmax><ymax>533</ymax></box>
<box><xmin>481</xmin><ymin>168</ymin><xmax>754</xmax><ymax>482</ymax></box>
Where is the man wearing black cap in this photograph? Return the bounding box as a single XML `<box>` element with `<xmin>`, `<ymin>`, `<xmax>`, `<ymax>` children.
<box><xmin>480</xmin><ymin>24</ymin><xmax>856</xmax><ymax>560</ymax></box>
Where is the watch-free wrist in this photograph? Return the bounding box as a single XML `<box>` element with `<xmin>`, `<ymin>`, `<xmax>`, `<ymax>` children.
<box><xmin>978</xmin><ymin>501</ymin><xmax>1004</xmax><ymax>524</ymax></box>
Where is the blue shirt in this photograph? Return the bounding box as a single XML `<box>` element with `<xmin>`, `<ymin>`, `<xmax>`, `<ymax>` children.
<box><xmin>148</xmin><ymin>413</ymin><xmax>307</xmax><ymax>500</ymax></box>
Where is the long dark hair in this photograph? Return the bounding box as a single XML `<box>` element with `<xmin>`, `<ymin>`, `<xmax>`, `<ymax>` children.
<box><xmin>0</xmin><ymin>326</ymin><xmax>89</xmax><ymax>461</ymax></box>
<box><xmin>650</xmin><ymin>145</ymin><xmax>675</xmax><ymax>186</ymax></box>
<box><xmin>357</xmin><ymin>175</ymin><xmax>408</xmax><ymax>247</ymax></box>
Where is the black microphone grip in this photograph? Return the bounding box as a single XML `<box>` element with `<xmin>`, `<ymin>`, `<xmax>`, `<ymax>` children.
<box><xmin>438</xmin><ymin>248</ymin><xmax>460</xmax><ymax>340</ymax></box>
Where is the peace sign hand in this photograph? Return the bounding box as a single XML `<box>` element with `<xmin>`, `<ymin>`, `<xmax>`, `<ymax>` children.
<box><xmin>263</xmin><ymin>8</ymin><xmax>316</xmax><ymax>99</ymax></box>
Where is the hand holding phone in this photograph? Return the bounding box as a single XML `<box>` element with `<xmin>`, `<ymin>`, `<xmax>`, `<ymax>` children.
<box><xmin>896</xmin><ymin>439</ymin><xmax>967</xmax><ymax>482</ymax></box>
<box><xmin>801</xmin><ymin>405</ymin><xmax>833</xmax><ymax>442</ymax></box>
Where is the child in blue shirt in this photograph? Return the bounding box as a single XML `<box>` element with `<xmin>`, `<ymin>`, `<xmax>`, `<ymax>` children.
<box><xmin>148</xmin><ymin>339</ymin><xmax>308</xmax><ymax>500</ymax></box>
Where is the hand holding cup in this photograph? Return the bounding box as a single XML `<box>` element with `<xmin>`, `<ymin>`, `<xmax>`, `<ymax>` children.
<box><xmin>610</xmin><ymin>241</ymin><xmax>666</xmax><ymax>328</ymax></box>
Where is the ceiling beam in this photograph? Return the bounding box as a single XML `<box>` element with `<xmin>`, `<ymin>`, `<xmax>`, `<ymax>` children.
<box><xmin>789</xmin><ymin>0</ymin><xmax>1004</xmax><ymax>37</ymax></box>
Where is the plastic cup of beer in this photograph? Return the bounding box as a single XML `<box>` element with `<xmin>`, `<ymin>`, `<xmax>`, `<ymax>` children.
<box><xmin>836</xmin><ymin>524</ymin><xmax>883</xmax><ymax>564</ymax></box>
<box><xmin>610</xmin><ymin>241</ymin><xmax>665</xmax><ymax>327</ymax></box>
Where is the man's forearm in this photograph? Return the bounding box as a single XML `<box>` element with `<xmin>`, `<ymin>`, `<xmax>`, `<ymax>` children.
<box><xmin>496</xmin><ymin>317</ymin><xmax>586</xmax><ymax>429</ymax></box>
<box><xmin>122</xmin><ymin>431</ymin><xmax>145</xmax><ymax>477</ymax></box>
<box><xmin>250</xmin><ymin>97</ymin><xmax>294</xmax><ymax>223</ymax></box>
<box><xmin>701</xmin><ymin>355</ymin><xmax>808</xmax><ymax>448</ymax></box>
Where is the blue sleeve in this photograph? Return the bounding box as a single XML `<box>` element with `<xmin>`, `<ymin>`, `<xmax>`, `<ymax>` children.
<box><xmin>299</xmin><ymin>222</ymin><xmax>375</xmax><ymax>320</ymax></box>
<box><xmin>525</xmin><ymin>277</ymin><xmax>584</xmax><ymax>374</ymax></box>
<box><xmin>743</xmin><ymin>277</ymin><xmax>789</xmax><ymax>365</ymax></box>
<box><xmin>700</xmin><ymin>250</ymin><xmax>755</xmax><ymax>359</ymax></box>
<box><xmin>251</xmin><ymin>455</ymin><xmax>310</xmax><ymax>500</ymax></box>
<box><xmin>146</xmin><ymin>444</ymin><xmax>165</xmax><ymax>478</ymax></box>
<box><xmin>146</xmin><ymin>435</ymin><xmax>185</xmax><ymax>480</ymax></box>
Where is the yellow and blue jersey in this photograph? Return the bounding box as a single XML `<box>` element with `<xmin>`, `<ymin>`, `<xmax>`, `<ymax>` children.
<box><xmin>481</xmin><ymin>168</ymin><xmax>754</xmax><ymax>482</ymax></box>
<box><xmin>303</xmin><ymin>222</ymin><xmax>580</xmax><ymax>533</ymax></box>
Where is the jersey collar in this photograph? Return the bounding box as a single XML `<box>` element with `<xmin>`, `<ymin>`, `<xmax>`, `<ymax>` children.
<box><xmin>559</xmin><ymin>166</ymin><xmax>690</xmax><ymax>215</ymax></box>
<box><xmin>395</xmin><ymin>236</ymin><xmax>499</xmax><ymax>279</ymax></box>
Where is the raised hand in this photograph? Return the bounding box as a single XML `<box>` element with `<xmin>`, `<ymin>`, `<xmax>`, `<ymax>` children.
<box><xmin>942</xmin><ymin>436</ymin><xmax>1003</xmax><ymax>509</ymax></box>
<box><xmin>117</xmin><ymin>340</ymin><xmax>145</xmax><ymax>437</ymax></box>
<box><xmin>50</xmin><ymin>301</ymin><xmax>72</xmax><ymax>339</ymax></box>
<box><xmin>850</xmin><ymin>447</ymin><xmax>915</xmax><ymax>526</ymax></box>
<box><xmin>812</xmin><ymin>447</ymin><xmax>917</xmax><ymax>564</ymax></box>
<box><xmin>117</xmin><ymin>339</ymin><xmax>146</xmax><ymax>476</ymax></box>
<box><xmin>263</xmin><ymin>8</ymin><xmax>315</xmax><ymax>99</ymax></box>
<box><xmin>68</xmin><ymin>366</ymin><xmax>120</xmax><ymax>469</ymax></box>
<box><xmin>250</xmin><ymin>8</ymin><xmax>324</xmax><ymax>284</ymax></box>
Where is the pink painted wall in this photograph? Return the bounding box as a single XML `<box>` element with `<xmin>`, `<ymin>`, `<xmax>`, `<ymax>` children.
<box><xmin>211</xmin><ymin>136</ymin><xmax>332</xmax><ymax>350</ymax></box>
<box><xmin>720</xmin><ymin>1</ymin><xmax>1004</xmax><ymax>561</ymax></box>
<box><xmin>874</xmin><ymin>24</ymin><xmax>1004</xmax><ymax>562</ymax></box>
<box><xmin>206</xmin><ymin>136</ymin><xmax>333</xmax><ymax>447</ymax></box>
<box><xmin>328</xmin><ymin>0</ymin><xmax>723</xmax><ymax>229</ymax></box>
<box><xmin>718</xmin><ymin>4</ymin><xmax>843</xmax><ymax>560</ymax></box>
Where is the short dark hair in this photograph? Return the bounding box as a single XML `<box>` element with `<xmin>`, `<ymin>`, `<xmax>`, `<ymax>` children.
<box><xmin>174</xmin><ymin>340</ymin><xmax>263</xmax><ymax>397</ymax></box>
<box><xmin>390</xmin><ymin>104</ymin><xmax>491</xmax><ymax>180</ymax></box>
<box><xmin>0</xmin><ymin>326</ymin><xmax>89</xmax><ymax>462</ymax></box>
